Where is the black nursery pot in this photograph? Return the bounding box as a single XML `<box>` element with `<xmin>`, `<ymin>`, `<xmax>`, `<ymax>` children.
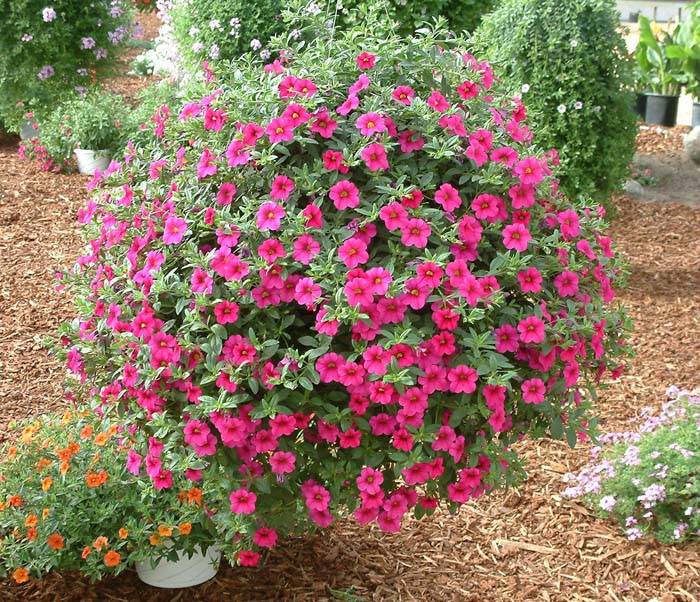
<box><xmin>635</xmin><ymin>92</ymin><xmax>648</xmax><ymax>119</ymax></box>
<box><xmin>693</xmin><ymin>102</ymin><xmax>700</xmax><ymax>127</ymax></box>
<box><xmin>644</xmin><ymin>93</ymin><xmax>679</xmax><ymax>127</ymax></box>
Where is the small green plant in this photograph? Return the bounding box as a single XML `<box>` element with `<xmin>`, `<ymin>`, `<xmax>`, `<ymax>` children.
<box><xmin>564</xmin><ymin>388</ymin><xmax>700</xmax><ymax>544</ymax></box>
<box><xmin>475</xmin><ymin>0</ymin><xmax>638</xmax><ymax>208</ymax></box>
<box><xmin>636</xmin><ymin>16</ymin><xmax>691</xmax><ymax>96</ymax></box>
<box><xmin>0</xmin><ymin>410</ymin><xmax>215</xmax><ymax>584</ymax></box>
<box><xmin>38</xmin><ymin>90</ymin><xmax>130</xmax><ymax>164</ymax></box>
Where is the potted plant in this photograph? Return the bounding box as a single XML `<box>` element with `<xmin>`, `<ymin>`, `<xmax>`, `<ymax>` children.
<box><xmin>668</xmin><ymin>1</ymin><xmax>700</xmax><ymax>126</ymax></box>
<box><xmin>39</xmin><ymin>90</ymin><xmax>129</xmax><ymax>175</ymax></box>
<box><xmin>0</xmin><ymin>410</ymin><xmax>220</xmax><ymax>588</ymax></box>
<box><xmin>54</xmin><ymin>0</ymin><xmax>630</xmax><ymax>573</ymax></box>
<box><xmin>636</xmin><ymin>16</ymin><xmax>687</xmax><ymax>126</ymax></box>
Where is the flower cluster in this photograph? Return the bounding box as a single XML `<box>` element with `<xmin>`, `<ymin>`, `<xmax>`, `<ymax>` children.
<box><xmin>564</xmin><ymin>387</ymin><xmax>699</xmax><ymax>544</ymax></box>
<box><xmin>0</xmin><ymin>0</ymin><xmax>133</xmax><ymax>128</ymax></box>
<box><xmin>0</xmin><ymin>410</ymin><xmax>214</xmax><ymax>584</ymax></box>
<box><xmin>56</xmin><ymin>5</ymin><xmax>629</xmax><ymax>566</ymax></box>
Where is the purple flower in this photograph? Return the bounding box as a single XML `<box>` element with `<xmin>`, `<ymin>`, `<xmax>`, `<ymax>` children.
<box><xmin>94</xmin><ymin>48</ymin><xmax>108</xmax><ymax>60</ymax></box>
<box><xmin>81</xmin><ymin>37</ymin><xmax>96</xmax><ymax>50</ymax></box>
<box><xmin>37</xmin><ymin>65</ymin><xmax>54</xmax><ymax>80</ymax></box>
<box><xmin>626</xmin><ymin>527</ymin><xmax>643</xmax><ymax>541</ymax></box>
<box><xmin>21</xmin><ymin>34</ymin><xmax>33</xmax><ymax>42</ymax></box>
<box><xmin>42</xmin><ymin>6</ymin><xmax>56</xmax><ymax>22</ymax></box>
<box><xmin>599</xmin><ymin>495</ymin><xmax>616</xmax><ymax>512</ymax></box>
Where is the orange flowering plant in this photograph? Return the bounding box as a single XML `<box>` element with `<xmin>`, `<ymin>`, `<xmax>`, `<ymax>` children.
<box><xmin>0</xmin><ymin>410</ymin><xmax>216</xmax><ymax>585</ymax></box>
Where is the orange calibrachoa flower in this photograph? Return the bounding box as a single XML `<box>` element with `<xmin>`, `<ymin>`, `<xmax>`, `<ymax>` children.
<box><xmin>12</xmin><ymin>567</ymin><xmax>29</xmax><ymax>584</ymax></box>
<box><xmin>8</xmin><ymin>495</ymin><xmax>23</xmax><ymax>508</ymax></box>
<box><xmin>36</xmin><ymin>457</ymin><xmax>52</xmax><ymax>472</ymax></box>
<box><xmin>20</xmin><ymin>425</ymin><xmax>38</xmax><ymax>444</ymax></box>
<box><xmin>42</xmin><ymin>508</ymin><xmax>50</xmax><ymax>520</ymax></box>
<box><xmin>79</xmin><ymin>424</ymin><xmax>94</xmax><ymax>440</ymax></box>
<box><xmin>118</xmin><ymin>527</ymin><xmax>129</xmax><ymax>539</ymax></box>
<box><xmin>157</xmin><ymin>525</ymin><xmax>172</xmax><ymax>538</ymax></box>
<box><xmin>81</xmin><ymin>546</ymin><xmax>91</xmax><ymax>560</ymax></box>
<box><xmin>93</xmin><ymin>536</ymin><xmax>109</xmax><ymax>551</ymax></box>
<box><xmin>41</xmin><ymin>477</ymin><xmax>53</xmax><ymax>492</ymax></box>
<box><xmin>24</xmin><ymin>514</ymin><xmax>38</xmax><ymax>528</ymax></box>
<box><xmin>47</xmin><ymin>532</ymin><xmax>65</xmax><ymax>550</ymax></box>
<box><xmin>26</xmin><ymin>527</ymin><xmax>37</xmax><ymax>541</ymax></box>
<box><xmin>7</xmin><ymin>446</ymin><xmax>17</xmax><ymax>460</ymax></box>
<box><xmin>178</xmin><ymin>522</ymin><xmax>192</xmax><ymax>536</ymax></box>
<box><xmin>61</xmin><ymin>411</ymin><xmax>73</xmax><ymax>425</ymax></box>
<box><xmin>186</xmin><ymin>487</ymin><xmax>203</xmax><ymax>506</ymax></box>
<box><xmin>85</xmin><ymin>470</ymin><xmax>108</xmax><ymax>488</ymax></box>
<box><xmin>94</xmin><ymin>432</ymin><xmax>109</xmax><ymax>446</ymax></box>
<box><xmin>103</xmin><ymin>550</ymin><xmax>121</xmax><ymax>567</ymax></box>
<box><xmin>149</xmin><ymin>533</ymin><xmax>161</xmax><ymax>546</ymax></box>
<box><xmin>59</xmin><ymin>460</ymin><xmax>70</xmax><ymax>475</ymax></box>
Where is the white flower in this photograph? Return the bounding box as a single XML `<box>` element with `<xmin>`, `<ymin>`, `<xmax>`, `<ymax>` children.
<box><xmin>188</xmin><ymin>26</ymin><xmax>199</xmax><ymax>37</ymax></box>
<box><xmin>260</xmin><ymin>49</ymin><xmax>271</xmax><ymax>60</ymax></box>
<box><xmin>557</xmin><ymin>104</ymin><xmax>567</xmax><ymax>114</ymax></box>
<box><xmin>208</xmin><ymin>19</ymin><xmax>221</xmax><ymax>31</ymax></box>
<box><xmin>210</xmin><ymin>43</ymin><xmax>220</xmax><ymax>59</ymax></box>
<box><xmin>521</xmin><ymin>84</ymin><xmax>530</xmax><ymax>94</ymax></box>
<box><xmin>570</xmin><ymin>39</ymin><xmax>579</xmax><ymax>48</ymax></box>
<box><xmin>307</xmin><ymin>2</ymin><xmax>321</xmax><ymax>15</ymax></box>
<box><xmin>574</xmin><ymin>101</ymin><xmax>583</xmax><ymax>110</ymax></box>
<box><xmin>42</xmin><ymin>6</ymin><xmax>56</xmax><ymax>22</ymax></box>
<box><xmin>599</xmin><ymin>495</ymin><xmax>616</xmax><ymax>511</ymax></box>
<box><xmin>192</xmin><ymin>42</ymin><xmax>204</xmax><ymax>53</ymax></box>
<box><xmin>250</xmin><ymin>38</ymin><xmax>262</xmax><ymax>50</ymax></box>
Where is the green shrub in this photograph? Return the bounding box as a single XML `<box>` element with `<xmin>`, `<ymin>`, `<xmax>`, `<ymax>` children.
<box><xmin>337</xmin><ymin>0</ymin><xmax>495</xmax><ymax>36</ymax></box>
<box><xmin>168</xmin><ymin>0</ymin><xmax>284</xmax><ymax>67</ymax></box>
<box><xmin>0</xmin><ymin>0</ymin><xmax>134</xmax><ymax>130</ymax></box>
<box><xmin>564</xmin><ymin>388</ymin><xmax>699</xmax><ymax>544</ymax></box>
<box><xmin>475</xmin><ymin>0</ymin><xmax>637</xmax><ymax>207</ymax></box>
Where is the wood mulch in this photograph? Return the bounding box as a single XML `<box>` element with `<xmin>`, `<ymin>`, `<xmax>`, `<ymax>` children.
<box><xmin>1</xmin><ymin>16</ymin><xmax>699</xmax><ymax>600</ymax></box>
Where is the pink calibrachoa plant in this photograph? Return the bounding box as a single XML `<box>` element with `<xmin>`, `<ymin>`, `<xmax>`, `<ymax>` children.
<box><xmin>56</xmin><ymin>4</ymin><xmax>630</xmax><ymax>567</ymax></box>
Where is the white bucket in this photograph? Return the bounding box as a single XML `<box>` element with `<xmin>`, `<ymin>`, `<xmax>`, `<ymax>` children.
<box><xmin>74</xmin><ymin>148</ymin><xmax>110</xmax><ymax>175</ymax></box>
<box><xmin>19</xmin><ymin>120</ymin><xmax>39</xmax><ymax>140</ymax></box>
<box><xmin>135</xmin><ymin>545</ymin><xmax>221</xmax><ymax>588</ymax></box>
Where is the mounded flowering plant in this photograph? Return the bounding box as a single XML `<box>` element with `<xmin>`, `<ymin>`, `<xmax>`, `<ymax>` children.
<box><xmin>0</xmin><ymin>410</ymin><xmax>216</xmax><ymax>584</ymax></box>
<box><xmin>564</xmin><ymin>387</ymin><xmax>699</xmax><ymax>544</ymax></box>
<box><xmin>56</xmin><ymin>2</ymin><xmax>630</xmax><ymax>567</ymax></box>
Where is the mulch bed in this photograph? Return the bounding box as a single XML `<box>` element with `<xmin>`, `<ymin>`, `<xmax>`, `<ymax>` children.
<box><xmin>1</xmin><ymin>16</ymin><xmax>699</xmax><ymax>599</ymax></box>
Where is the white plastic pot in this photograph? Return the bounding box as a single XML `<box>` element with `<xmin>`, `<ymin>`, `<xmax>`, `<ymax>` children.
<box><xmin>19</xmin><ymin>120</ymin><xmax>39</xmax><ymax>140</ymax></box>
<box><xmin>74</xmin><ymin>148</ymin><xmax>110</xmax><ymax>175</ymax></box>
<box><xmin>136</xmin><ymin>545</ymin><xmax>221</xmax><ymax>588</ymax></box>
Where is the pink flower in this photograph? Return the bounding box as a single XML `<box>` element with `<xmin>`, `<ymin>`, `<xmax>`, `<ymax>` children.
<box><xmin>379</xmin><ymin>202</ymin><xmax>408</xmax><ymax>230</ymax></box>
<box><xmin>237</xmin><ymin>550</ymin><xmax>260</xmax><ymax>567</ymax></box>
<box><xmin>214</xmin><ymin>300</ymin><xmax>239</xmax><ymax>324</ymax></box>
<box><xmin>338</xmin><ymin>238</ymin><xmax>369</xmax><ymax>268</ymax></box>
<box><xmin>293</xmin><ymin>78</ymin><xmax>317</xmax><ymax>97</ymax></box>
<box><xmin>256</xmin><ymin>202</ymin><xmax>285</xmax><ymax>231</ymax></box>
<box><xmin>502</xmin><ymin>223</ymin><xmax>531</xmax><ymax>252</ymax></box>
<box><xmin>392</xmin><ymin>85</ymin><xmax>415</xmax><ymax>105</ymax></box>
<box><xmin>517</xmin><ymin>267</ymin><xmax>543</xmax><ymax>293</ymax></box>
<box><xmin>514</xmin><ymin>156</ymin><xmax>545</xmax><ymax>186</ymax></box>
<box><xmin>258</xmin><ymin>238</ymin><xmax>285</xmax><ymax>263</ymax></box>
<box><xmin>196</xmin><ymin>148</ymin><xmax>218</xmax><ymax>179</ymax></box>
<box><xmin>434</xmin><ymin>183</ymin><xmax>461</xmax><ymax>212</ymax></box>
<box><xmin>293</xmin><ymin>277</ymin><xmax>321</xmax><ymax>306</ymax></box>
<box><xmin>356</xmin><ymin>52</ymin><xmax>376</xmax><ymax>70</ymax></box>
<box><xmin>203</xmin><ymin>106</ymin><xmax>227</xmax><ymax>131</ymax></box>
<box><xmin>494</xmin><ymin>324</ymin><xmax>519</xmax><ymax>353</ymax></box>
<box><xmin>191</xmin><ymin>268</ymin><xmax>213</xmax><ymax>294</ymax></box>
<box><xmin>521</xmin><ymin>378</ymin><xmax>546</xmax><ymax>404</ymax></box>
<box><xmin>554</xmin><ymin>270</ymin><xmax>580</xmax><ymax>297</ymax></box>
<box><xmin>229</xmin><ymin>488</ymin><xmax>257</xmax><ymax>514</ymax></box>
<box><xmin>282</xmin><ymin>103</ymin><xmax>310</xmax><ymax>126</ymax></box>
<box><xmin>361</xmin><ymin>143</ymin><xmax>389</xmax><ymax>171</ymax></box>
<box><xmin>400</xmin><ymin>218</ymin><xmax>431</xmax><ymax>248</ymax></box>
<box><xmin>448</xmin><ymin>365</ymin><xmax>478</xmax><ymax>394</ymax></box>
<box><xmin>517</xmin><ymin>315</ymin><xmax>546</xmax><ymax>344</ymax></box>
<box><xmin>348</xmin><ymin>73</ymin><xmax>371</xmax><ymax>96</ymax></box>
<box><xmin>456</xmin><ymin>80</ymin><xmax>478</xmax><ymax>100</ymax></box>
<box><xmin>426</xmin><ymin>90</ymin><xmax>450</xmax><ymax>112</ymax></box>
<box><xmin>253</xmin><ymin>527</ymin><xmax>278</xmax><ymax>549</ymax></box>
<box><xmin>266</xmin><ymin>117</ymin><xmax>294</xmax><ymax>144</ymax></box>
<box><xmin>269</xmin><ymin>451</ymin><xmax>296</xmax><ymax>475</ymax></box>
<box><xmin>225</xmin><ymin>140</ymin><xmax>250</xmax><ymax>167</ymax></box>
<box><xmin>270</xmin><ymin>174</ymin><xmax>295</xmax><ymax>200</ymax></box>
<box><xmin>356</xmin><ymin>112</ymin><xmax>386</xmax><ymax>136</ymax></box>
<box><xmin>357</xmin><ymin>466</ymin><xmax>383</xmax><ymax>494</ymax></box>
<box><xmin>292</xmin><ymin>234</ymin><xmax>320</xmax><ymax>264</ymax></box>
<box><xmin>329</xmin><ymin>180</ymin><xmax>360</xmax><ymax>210</ymax></box>
<box><xmin>337</xmin><ymin>95</ymin><xmax>360</xmax><ymax>116</ymax></box>
<box><xmin>558</xmin><ymin>209</ymin><xmax>581</xmax><ymax>239</ymax></box>
<box><xmin>217</xmin><ymin>182</ymin><xmax>237</xmax><ymax>206</ymax></box>
<box><xmin>309</xmin><ymin>109</ymin><xmax>338</xmax><ymax>138</ymax></box>
<box><xmin>471</xmin><ymin>193</ymin><xmax>501</xmax><ymax>221</ymax></box>
<box><xmin>305</xmin><ymin>484</ymin><xmax>331</xmax><ymax>511</ymax></box>
<box><xmin>344</xmin><ymin>276</ymin><xmax>373</xmax><ymax>307</ymax></box>
<box><xmin>211</xmin><ymin>247</ymin><xmax>249</xmax><ymax>281</ymax></box>
<box><xmin>163</xmin><ymin>216</ymin><xmax>187</xmax><ymax>245</ymax></box>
